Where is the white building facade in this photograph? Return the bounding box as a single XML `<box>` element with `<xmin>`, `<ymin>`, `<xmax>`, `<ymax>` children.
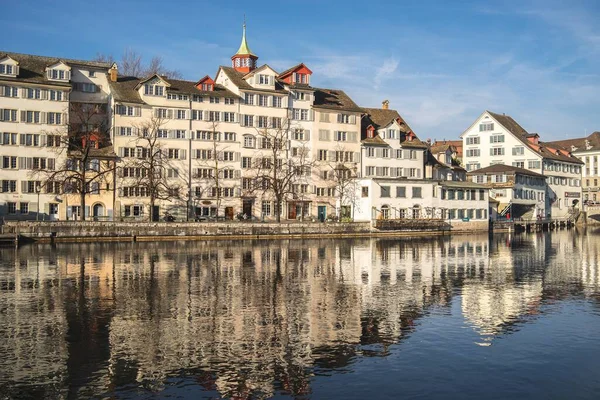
<box><xmin>461</xmin><ymin>111</ymin><xmax>583</xmax><ymax>218</ymax></box>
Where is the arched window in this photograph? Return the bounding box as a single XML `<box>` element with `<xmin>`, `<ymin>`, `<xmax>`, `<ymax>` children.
<box><xmin>381</xmin><ymin>205</ymin><xmax>389</xmax><ymax>219</ymax></box>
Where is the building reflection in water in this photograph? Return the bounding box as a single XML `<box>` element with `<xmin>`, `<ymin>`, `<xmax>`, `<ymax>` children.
<box><xmin>0</xmin><ymin>230</ymin><xmax>599</xmax><ymax>398</ymax></box>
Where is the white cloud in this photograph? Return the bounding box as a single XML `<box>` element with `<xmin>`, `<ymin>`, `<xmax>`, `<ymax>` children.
<box><xmin>374</xmin><ymin>58</ymin><xmax>399</xmax><ymax>89</ymax></box>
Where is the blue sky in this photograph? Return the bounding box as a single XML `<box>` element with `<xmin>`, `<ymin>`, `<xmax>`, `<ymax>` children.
<box><xmin>3</xmin><ymin>0</ymin><xmax>600</xmax><ymax>141</ymax></box>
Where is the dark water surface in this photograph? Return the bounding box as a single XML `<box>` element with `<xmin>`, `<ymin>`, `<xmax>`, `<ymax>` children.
<box><xmin>1</xmin><ymin>229</ymin><xmax>600</xmax><ymax>399</ymax></box>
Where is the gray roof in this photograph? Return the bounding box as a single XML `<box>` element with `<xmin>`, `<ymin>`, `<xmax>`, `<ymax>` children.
<box><xmin>220</xmin><ymin>66</ymin><xmax>288</xmax><ymax>94</ymax></box>
<box><xmin>0</xmin><ymin>51</ymin><xmax>111</xmax><ymax>87</ymax></box>
<box><xmin>109</xmin><ymin>75</ymin><xmax>239</xmax><ymax>104</ymax></box>
<box><xmin>361</xmin><ymin>107</ymin><xmax>428</xmax><ymax>149</ymax></box>
<box><xmin>313</xmin><ymin>88</ymin><xmax>362</xmax><ymax>112</ymax></box>
<box><xmin>545</xmin><ymin>131</ymin><xmax>600</xmax><ymax>153</ymax></box>
<box><xmin>439</xmin><ymin>181</ymin><xmax>488</xmax><ymax>189</ymax></box>
<box><xmin>467</xmin><ymin>163</ymin><xmax>545</xmax><ymax>178</ymax></box>
<box><xmin>487</xmin><ymin>110</ymin><xmax>584</xmax><ymax>164</ymax></box>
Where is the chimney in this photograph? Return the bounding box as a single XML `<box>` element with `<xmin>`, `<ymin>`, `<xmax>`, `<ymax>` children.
<box><xmin>109</xmin><ymin>64</ymin><xmax>118</xmax><ymax>82</ymax></box>
<box><xmin>382</xmin><ymin>100</ymin><xmax>389</xmax><ymax>110</ymax></box>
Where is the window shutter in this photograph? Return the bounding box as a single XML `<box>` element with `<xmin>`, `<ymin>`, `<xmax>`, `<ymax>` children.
<box><xmin>304</xmin><ymin>130</ymin><xmax>310</xmax><ymax>141</ymax></box>
<box><xmin>40</xmin><ymin>112</ymin><xmax>47</xmax><ymax>124</ymax></box>
<box><xmin>20</xmin><ymin>110</ymin><xmax>26</xmax><ymax>122</ymax></box>
<box><xmin>46</xmin><ymin>69</ymin><xmax>52</xmax><ymax>79</ymax></box>
<box><xmin>235</xmin><ymin>152</ymin><xmax>240</xmax><ymax>162</ymax></box>
<box><xmin>235</xmin><ymin>170</ymin><xmax>241</xmax><ymax>179</ymax></box>
<box><xmin>349</xmin><ymin>132</ymin><xmax>357</xmax><ymax>142</ymax></box>
<box><xmin>14</xmin><ymin>66</ymin><xmax>19</xmax><ymax>76</ymax></box>
<box><xmin>64</xmin><ymin>91</ymin><xmax>69</xmax><ymax>101</ymax></box>
<box><xmin>21</xmin><ymin>181</ymin><xmax>27</xmax><ymax>193</ymax></box>
<box><xmin>354</xmin><ymin>152</ymin><xmax>361</xmax><ymax>163</ymax></box>
<box><xmin>350</xmin><ymin>115</ymin><xmax>356</xmax><ymax>124</ymax></box>
<box><xmin>62</xmin><ymin>113</ymin><xmax>67</xmax><ymax>124</ymax></box>
<box><xmin>167</xmin><ymin>109</ymin><xmax>173</xmax><ymax>119</ymax></box>
<box><xmin>337</xmin><ymin>114</ymin><xmax>342</xmax><ymax>123</ymax></box>
<box><xmin>203</xmin><ymin>111</ymin><xmax>209</xmax><ymax>120</ymax></box>
<box><xmin>40</xmin><ymin>135</ymin><xmax>47</xmax><ymax>146</ymax></box>
<box><xmin>48</xmin><ymin>158</ymin><xmax>55</xmax><ymax>170</ymax></box>
<box><xmin>135</xmin><ymin>106</ymin><xmax>141</xmax><ymax>117</ymax></box>
<box><xmin>328</xmin><ymin>150</ymin><xmax>336</xmax><ymax>161</ymax></box>
<box><xmin>490</xmin><ymin>149</ymin><xmax>494</xmax><ymax>156</ymax></box>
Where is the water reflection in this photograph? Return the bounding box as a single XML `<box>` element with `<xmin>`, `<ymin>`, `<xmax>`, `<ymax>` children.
<box><xmin>1</xmin><ymin>229</ymin><xmax>599</xmax><ymax>398</ymax></box>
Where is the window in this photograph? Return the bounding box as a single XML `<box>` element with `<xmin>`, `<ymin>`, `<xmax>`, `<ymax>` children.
<box><xmin>1</xmin><ymin>86</ymin><xmax>18</xmax><ymax>97</ymax></box>
<box><xmin>466</xmin><ymin>149</ymin><xmax>480</xmax><ymax>157</ymax></box>
<box><xmin>223</xmin><ymin>112</ymin><xmax>235</xmax><ymax>122</ymax></box>
<box><xmin>1</xmin><ymin>180</ymin><xmax>17</xmax><ymax>193</ymax></box>
<box><xmin>479</xmin><ymin>122</ymin><xmax>494</xmax><ymax>131</ymax></box>
<box><xmin>318</xmin><ymin>130</ymin><xmax>330</xmax><ymax>141</ymax></box>
<box><xmin>466</xmin><ymin>137</ymin><xmax>480</xmax><ymax>145</ymax></box>
<box><xmin>225</xmin><ymin>97</ymin><xmax>235</xmax><ymax>105</ymax></box>
<box><xmin>490</xmin><ymin>147</ymin><xmax>505</xmax><ymax>156</ymax></box>
<box><xmin>361</xmin><ymin>187</ymin><xmax>369</xmax><ymax>197</ymax></box>
<box><xmin>258</xmin><ymin>95</ymin><xmax>268</xmax><ymax>107</ymax></box>
<box><xmin>512</xmin><ymin>161</ymin><xmax>525</xmax><ymax>169</ymax></box>
<box><xmin>7</xmin><ymin>202</ymin><xmax>16</xmax><ymax>214</ymax></box>
<box><xmin>412</xmin><ymin>187</ymin><xmax>422</xmax><ymax>198</ymax></box>
<box><xmin>209</xmin><ymin>97</ymin><xmax>219</xmax><ymax>104</ymax></box>
<box><xmin>490</xmin><ymin>134</ymin><xmax>505</xmax><ymax>143</ymax></box>
<box><xmin>513</xmin><ymin>146</ymin><xmax>525</xmax><ymax>156</ymax></box>
<box><xmin>176</xmin><ymin>110</ymin><xmax>187</xmax><ymax>119</ymax></box>
<box><xmin>335</xmin><ymin>131</ymin><xmax>347</xmax><ymax>141</ymax></box>
<box><xmin>528</xmin><ymin>160</ymin><xmax>541</xmax><ymax>169</ymax></box>
<box><xmin>1</xmin><ymin>109</ymin><xmax>18</xmax><ymax>122</ymax></box>
<box><xmin>262</xmin><ymin>201</ymin><xmax>272</xmax><ymax>216</ymax></box>
<box><xmin>242</xmin><ymin>157</ymin><xmax>252</xmax><ymax>169</ymax></box>
<box><xmin>337</xmin><ymin>113</ymin><xmax>354</xmax><ymax>124</ymax></box>
<box><xmin>242</xmin><ymin>115</ymin><xmax>253</xmax><ymax>127</ymax></box>
<box><xmin>243</xmin><ymin>135</ymin><xmax>255</xmax><ymax>148</ymax></box>
<box><xmin>381</xmin><ymin>186</ymin><xmax>391</xmax><ymax>198</ymax></box>
<box><xmin>244</xmin><ymin>93</ymin><xmax>254</xmax><ymax>105</ymax></box>
<box><xmin>144</xmin><ymin>84</ymin><xmax>164</xmax><ymax>96</ymax></box>
<box><xmin>272</xmin><ymin>96</ymin><xmax>282</xmax><ymax>108</ymax></box>
<box><xmin>257</xmin><ymin>116</ymin><xmax>268</xmax><ymax>128</ymax></box>
<box><xmin>1</xmin><ymin>132</ymin><xmax>18</xmax><ymax>146</ymax></box>
<box><xmin>396</xmin><ymin>186</ymin><xmax>406</xmax><ymax>198</ymax></box>
<box><xmin>366</xmin><ymin>166</ymin><xmax>375</xmax><ymax>176</ymax></box>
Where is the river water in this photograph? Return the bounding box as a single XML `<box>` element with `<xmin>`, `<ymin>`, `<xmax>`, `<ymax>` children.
<box><xmin>1</xmin><ymin>229</ymin><xmax>599</xmax><ymax>399</ymax></box>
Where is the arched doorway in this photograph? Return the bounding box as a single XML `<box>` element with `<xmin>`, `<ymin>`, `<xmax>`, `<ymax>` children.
<box><xmin>93</xmin><ymin>203</ymin><xmax>104</xmax><ymax>220</ymax></box>
<box><xmin>381</xmin><ymin>205</ymin><xmax>390</xmax><ymax>219</ymax></box>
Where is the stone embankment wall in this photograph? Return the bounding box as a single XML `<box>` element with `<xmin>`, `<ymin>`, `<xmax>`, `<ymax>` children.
<box><xmin>2</xmin><ymin>219</ymin><xmax>489</xmax><ymax>243</ymax></box>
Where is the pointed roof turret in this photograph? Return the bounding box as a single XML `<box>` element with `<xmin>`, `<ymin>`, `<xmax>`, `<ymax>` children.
<box><xmin>231</xmin><ymin>18</ymin><xmax>258</xmax><ymax>73</ymax></box>
<box><xmin>235</xmin><ymin>21</ymin><xmax>256</xmax><ymax>57</ymax></box>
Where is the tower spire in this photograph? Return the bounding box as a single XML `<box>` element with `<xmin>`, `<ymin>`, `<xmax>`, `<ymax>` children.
<box><xmin>231</xmin><ymin>16</ymin><xmax>258</xmax><ymax>73</ymax></box>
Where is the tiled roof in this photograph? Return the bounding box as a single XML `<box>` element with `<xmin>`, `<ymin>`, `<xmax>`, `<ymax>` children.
<box><xmin>108</xmin><ymin>76</ymin><xmax>144</xmax><ymax>104</ymax></box>
<box><xmin>313</xmin><ymin>88</ymin><xmax>362</xmax><ymax>112</ymax></box>
<box><xmin>545</xmin><ymin>132</ymin><xmax>600</xmax><ymax>153</ymax></box>
<box><xmin>467</xmin><ymin>164</ymin><xmax>545</xmax><ymax>178</ymax></box>
<box><xmin>109</xmin><ymin>76</ymin><xmax>239</xmax><ymax>104</ymax></box>
<box><xmin>0</xmin><ymin>51</ymin><xmax>111</xmax><ymax>86</ymax></box>
<box><xmin>361</xmin><ymin>107</ymin><xmax>428</xmax><ymax>149</ymax></box>
<box><xmin>361</xmin><ymin>135</ymin><xmax>388</xmax><ymax>146</ymax></box>
<box><xmin>220</xmin><ymin>66</ymin><xmax>288</xmax><ymax>94</ymax></box>
<box><xmin>487</xmin><ymin>110</ymin><xmax>584</xmax><ymax>164</ymax></box>
<box><xmin>277</xmin><ymin>63</ymin><xmax>304</xmax><ymax>78</ymax></box>
<box><xmin>433</xmin><ymin>140</ymin><xmax>463</xmax><ymax>157</ymax></box>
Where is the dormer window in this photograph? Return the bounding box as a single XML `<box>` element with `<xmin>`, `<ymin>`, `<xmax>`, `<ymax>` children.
<box><xmin>258</xmin><ymin>74</ymin><xmax>271</xmax><ymax>85</ymax></box>
<box><xmin>144</xmin><ymin>84</ymin><xmax>164</xmax><ymax>96</ymax></box>
<box><xmin>47</xmin><ymin>69</ymin><xmax>70</xmax><ymax>81</ymax></box>
<box><xmin>0</xmin><ymin>64</ymin><xmax>15</xmax><ymax>75</ymax></box>
<box><xmin>293</xmin><ymin>72</ymin><xmax>309</xmax><ymax>84</ymax></box>
<box><xmin>201</xmin><ymin>83</ymin><xmax>213</xmax><ymax>91</ymax></box>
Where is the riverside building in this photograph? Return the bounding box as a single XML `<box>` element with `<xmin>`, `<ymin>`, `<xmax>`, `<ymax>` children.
<box><xmin>1</xmin><ymin>24</ymin><xmax>485</xmax><ymax>222</ymax></box>
<box><xmin>461</xmin><ymin>111</ymin><xmax>583</xmax><ymax>218</ymax></box>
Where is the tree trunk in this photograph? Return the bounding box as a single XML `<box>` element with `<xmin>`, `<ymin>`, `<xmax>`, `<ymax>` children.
<box><xmin>149</xmin><ymin>197</ymin><xmax>155</xmax><ymax>222</ymax></box>
<box><xmin>276</xmin><ymin>199</ymin><xmax>282</xmax><ymax>223</ymax></box>
<box><xmin>80</xmin><ymin>189</ymin><xmax>86</xmax><ymax>222</ymax></box>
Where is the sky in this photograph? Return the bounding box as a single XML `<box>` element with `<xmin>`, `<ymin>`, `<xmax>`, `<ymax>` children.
<box><xmin>2</xmin><ymin>0</ymin><xmax>600</xmax><ymax>142</ymax></box>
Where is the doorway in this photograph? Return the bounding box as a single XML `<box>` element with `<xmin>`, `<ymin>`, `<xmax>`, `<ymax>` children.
<box><xmin>318</xmin><ymin>205</ymin><xmax>326</xmax><ymax>222</ymax></box>
<box><xmin>287</xmin><ymin>202</ymin><xmax>297</xmax><ymax>219</ymax></box>
<box><xmin>152</xmin><ymin>205</ymin><xmax>160</xmax><ymax>222</ymax></box>
<box><xmin>242</xmin><ymin>199</ymin><xmax>253</xmax><ymax>218</ymax></box>
<box><xmin>225</xmin><ymin>207</ymin><xmax>234</xmax><ymax>220</ymax></box>
<box><xmin>93</xmin><ymin>203</ymin><xmax>104</xmax><ymax>220</ymax></box>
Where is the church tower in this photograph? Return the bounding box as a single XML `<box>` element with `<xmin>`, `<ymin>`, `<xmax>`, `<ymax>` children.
<box><xmin>231</xmin><ymin>21</ymin><xmax>258</xmax><ymax>73</ymax></box>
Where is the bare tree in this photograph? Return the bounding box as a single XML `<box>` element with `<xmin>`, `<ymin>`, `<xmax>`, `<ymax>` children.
<box><xmin>250</xmin><ymin>119</ymin><xmax>315</xmax><ymax>223</ymax></box>
<box><xmin>122</xmin><ymin>116</ymin><xmax>184</xmax><ymax>222</ymax></box>
<box><xmin>93</xmin><ymin>49</ymin><xmax>182</xmax><ymax>79</ymax></box>
<box><xmin>319</xmin><ymin>143</ymin><xmax>359</xmax><ymax>221</ymax></box>
<box><xmin>36</xmin><ymin>103</ymin><xmax>116</xmax><ymax>221</ymax></box>
<box><xmin>192</xmin><ymin>121</ymin><xmax>232</xmax><ymax>220</ymax></box>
